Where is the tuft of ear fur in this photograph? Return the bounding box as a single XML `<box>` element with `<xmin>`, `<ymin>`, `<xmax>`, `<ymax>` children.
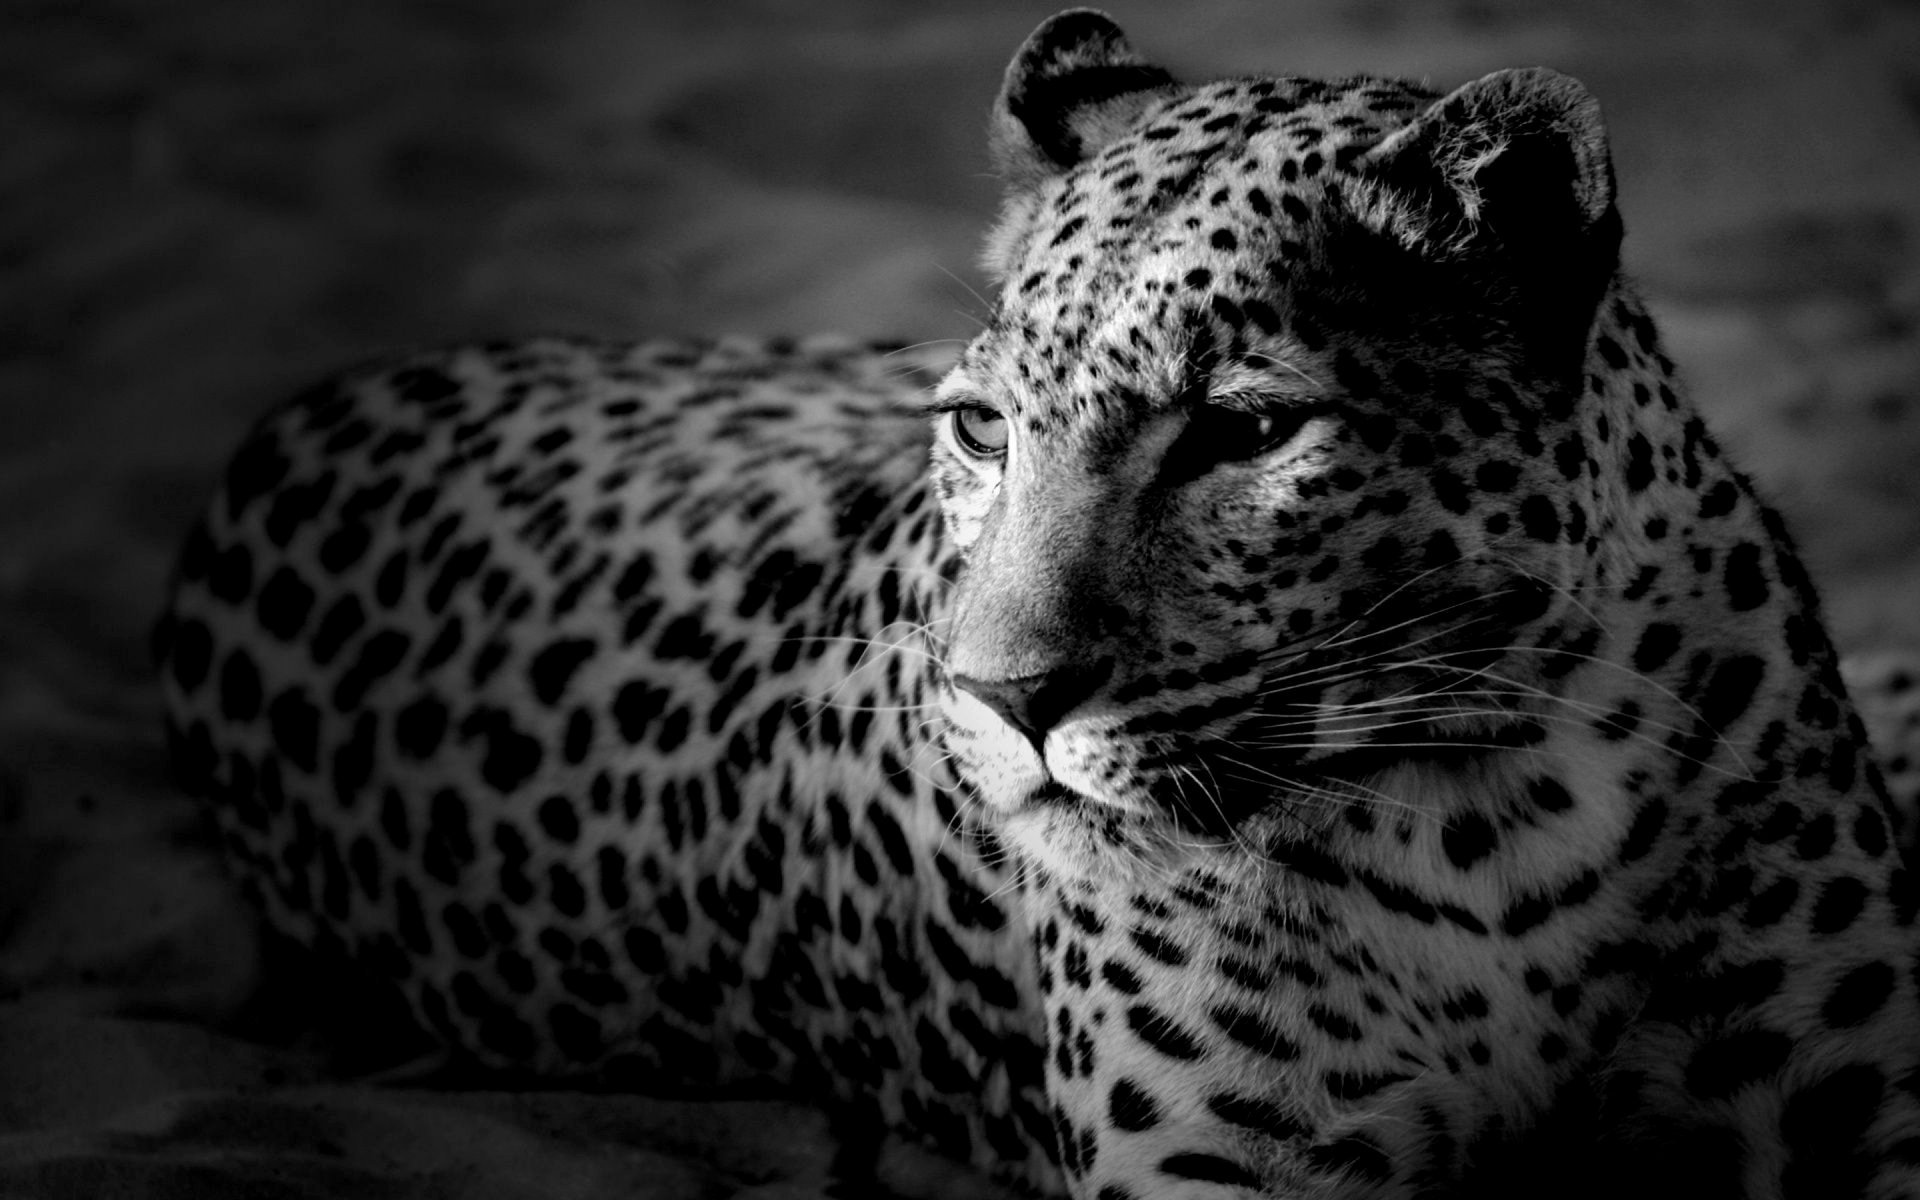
<box><xmin>991</xmin><ymin>9</ymin><xmax>1176</xmax><ymax>189</ymax></box>
<box><xmin>1360</xmin><ymin>68</ymin><xmax>1623</xmax><ymax>377</ymax></box>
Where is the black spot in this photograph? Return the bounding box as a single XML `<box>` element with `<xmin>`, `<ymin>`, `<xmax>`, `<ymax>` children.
<box><xmin>528</xmin><ymin>637</ymin><xmax>597</xmax><ymax>707</ymax></box>
<box><xmin>1742</xmin><ymin>877</ymin><xmax>1800</xmax><ymax>927</ymax></box>
<box><xmin>391</xmin><ymin>365</ymin><xmax>463</xmax><ymax>404</ymax></box>
<box><xmin>1209</xmin><ymin>1003</ymin><xmax>1299</xmax><ymax>1061</ymax></box>
<box><xmin>218</xmin><ymin>649</ymin><xmax>263</xmax><ymax>722</ymax></box>
<box><xmin>394</xmin><ymin>878</ymin><xmax>432</xmax><ymax>955</ymax></box>
<box><xmin>254</xmin><ymin>568</ymin><xmax>316</xmax><ymax>642</ymax></box>
<box><xmin>1632</xmin><ymin>622</ymin><xmax>1682</xmax><ymax>673</ymax></box>
<box><xmin>538</xmin><ymin>794</ymin><xmax>580</xmax><ymax>844</ymax></box>
<box><xmin>1794</xmin><ymin>812</ymin><xmax>1836</xmax><ymax>860</ymax></box>
<box><xmin>1306</xmin><ymin>1004</ymin><xmax>1362</xmax><ymax>1041</ymax></box>
<box><xmin>465</xmin><ymin>709</ymin><xmax>543</xmax><ymax>795</ymax></box>
<box><xmin>1624</xmin><ymin>433</ymin><xmax>1654</xmax><ymax>492</ymax></box>
<box><xmin>1518</xmin><ymin>494</ymin><xmax>1560</xmax><ymax>543</ymax></box>
<box><xmin>373</xmin><ymin>548</ymin><xmax>409</xmax><ymax>608</ymax></box>
<box><xmin>263</xmin><ymin>471</ymin><xmax>339</xmax><ymax>548</ymax></box>
<box><xmin>656</xmin><ymin>705</ymin><xmax>691</xmax><ymax>753</ymax></box>
<box><xmin>347</xmin><ymin>834</ymin><xmax>382</xmax><ymax>902</ymax></box>
<box><xmin>310</xmin><ymin>594</ymin><xmax>366</xmax><ymax>666</ymax></box>
<box><xmin>1697</xmin><ymin>479</ymin><xmax>1738</xmax><ymax>519</ymax></box>
<box><xmin>1355</xmin><ymin>865</ymin><xmax>1442</xmax><ymax>925</ymax></box>
<box><xmin>1699</xmin><ymin>655</ymin><xmax>1765</xmax><ymax>732</ymax></box>
<box><xmin>1852</xmin><ymin>806</ymin><xmax>1888</xmax><ymax>858</ymax></box>
<box><xmin>1359</xmin><ymin>536</ymin><xmax>1403</xmax><ymax>571</ymax></box>
<box><xmin>1205</xmin><ymin>1091</ymin><xmax>1304</xmax><ymax>1138</ymax></box>
<box><xmin>1325</xmin><ymin>1069</ymin><xmax>1412</xmax><ymax>1099</ymax></box>
<box><xmin>1160</xmin><ymin>1153</ymin><xmax>1260</xmax><ymax>1189</ymax></box>
<box><xmin>1128</xmin><ymin>926</ymin><xmax>1188</xmax><ymax>967</ymax></box>
<box><xmin>394</xmin><ymin>693</ymin><xmax>448</xmax><ymax>759</ymax></box>
<box><xmin>330</xmin><ymin>710</ymin><xmax>376</xmax><ymax>808</ymax></box>
<box><xmin>417</xmin><ymin>614</ymin><xmax>465</xmax><ymax>674</ymax></box>
<box><xmin>612</xmin><ymin>680</ymin><xmax>669</xmax><ymax>744</ymax></box>
<box><xmin>1500</xmin><ymin>869</ymin><xmax>1601</xmax><ymax>936</ymax></box>
<box><xmin>1820</xmin><ymin>960</ymin><xmax>1895</xmax><ymax>1028</ymax></box>
<box><xmin>1721</xmin><ymin>542</ymin><xmax>1769</xmax><ymax>611</ymax></box>
<box><xmin>442</xmin><ymin>902</ymin><xmax>488</xmax><ymax>959</ymax></box>
<box><xmin>605</xmin><ymin>548</ymin><xmax>656</xmax><ymax>603</ymax></box>
<box><xmin>564</xmin><ymin>708</ymin><xmax>594</xmax><ymax>765</ymax></box>
<box><xmin>623</xmin><ymin>926</ymin><xmax>665</xmax><ymax>974</ymax></box>
<box><xmin>1474</xmin><ymin>460</ymin><xmax>1520</xmax><ymax>493</ymax></box>
<box><xmin>1810</xmin><ymin>876</ymin><xmax>1868</xmax><ymax>935</ymax></box>
<box><xmin>1304</xmin><ymin>1134</ymin><xmax>1391</xmax><ymax>1183</ymax></box>
<box><xmin>1428</xmin><ymin>467</ymin><xmax>1471</xmax><ymax>514</ymax></box>
<box><xmin>549</xmin><ymin>863</ymin><xmax>586</xmax><ymax>918</ymax></box>
<box><xmin>470</xmin><ymin>1009</ymin><xmax>534</xmax><ymax>1060</ymax></box>
<box><xmin>596</xmin><ymin>845</ymin><xmax>629</xmax><ymax>909</ymax></box>
<box><xmin>1619</xmin><ymin>798</ymin><xmax>1668</xmax><ymax>862</ymax></box>
<box><xmin>1108</xmin><ymin>1078</ymin><xmax>1162</xmax><ymax>1131</ymax></box>
<box><xmin>1552</xmin><ymin>431</ymin><xmax>1587</xmax><ymax>480</ymax></box>
<box><xmin>1671</xmin><ymin>958</ymin><xmax>1785</xmax><ymax>1021</ymax></box>
<box><xmin>1421</xmin><ymin>528</ymin><xmax>1459</xmax><ymax>568</ymax></box>
<box><xmin>379</xmin><ymin>786</ymin><xmax>411</xmax><ymax>851</ymax></box>
<box><xmin>331</xmin><ymin>628</ymin><xmax>411</xmax><ymax>712</ymax></box>
<box><xmin>916</xmin><ymin>1016</ymin><xmax>973</xmax><ymax>1094</ymax></box>
<box><xmin>1528</xmin><ymin>776</ymin><xmax>1573</xmax><ymax>813</ymax></box>
<box><xmin>422</xmin><ymin>788</ymin><xmax>475</xmax><ymax>885</ymax></box>
<box><xmin>1264</xmin><ymin>838</ymin><xmax>1348</xmax><ymax>887</ymax></box>
<box><xmin>266</xmin><ymin>687</ymin><xmax>321</xmax><ymax>773</ymax></box>
<box><xmin>1101</xmin><ymin>960</ymin><xmax>1142</xmax><ymax>995</ymax></box>
<box><xmin>866</xmin><ymin>800</ymin><xmax>915</xmax><ymax>876</ymax></box>
<box><xmin>425</xmin><ymin>539</ymin><xmax>489</xmax><ymax>614</ymax></box>
<box><xmin>1126</xmin><ymin>1004</ymin><xmax>1205</xmax><ymax>1060</ymax></box>
<box><xmin>318</xmin><ymin>520</ymin><xmax>372</xmax><ymax>574</ymax></box>
<box><xmin>1442</xmin><ymin>811</ymin><xmax>1498</xmax><ymax>869</ymax></box>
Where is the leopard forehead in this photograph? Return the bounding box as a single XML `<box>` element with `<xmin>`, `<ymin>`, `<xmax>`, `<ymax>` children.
<box><xmin>963</xmin><ymin>74</ymin><xmax>1442</xmax><ymax>419</ymax></box>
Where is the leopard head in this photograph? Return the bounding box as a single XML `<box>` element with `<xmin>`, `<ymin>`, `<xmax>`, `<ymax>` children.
<box><xmin>928</xmin><ymin>10</ymin><xmax>1626</xmax><ymax>877</ymax></box>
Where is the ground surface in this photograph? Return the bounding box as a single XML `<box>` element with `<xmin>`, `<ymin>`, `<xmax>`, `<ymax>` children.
<box><xmin>0</xmin><ymin>1</ymin><xmax>1916</xmax><ymax>1196</ymax></box>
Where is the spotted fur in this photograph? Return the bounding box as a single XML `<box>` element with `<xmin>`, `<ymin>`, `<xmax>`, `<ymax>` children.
<box><xmin>159</xmin><ymin>11</ymin><xmax>1920</xmax><ymax>1199</ymax></box>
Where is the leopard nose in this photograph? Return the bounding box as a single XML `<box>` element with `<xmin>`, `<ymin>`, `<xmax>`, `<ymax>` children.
<box><xmin>949</xmin><ymin>658</ymin><xmax>1113</xmax><ymax>752</ymax></box>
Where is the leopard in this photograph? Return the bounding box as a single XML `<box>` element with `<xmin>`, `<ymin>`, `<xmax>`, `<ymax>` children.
<box><xmin>156</xmin><ymin>9</ymin><xmax>1920</xmax><ymax>1199</ymax></box>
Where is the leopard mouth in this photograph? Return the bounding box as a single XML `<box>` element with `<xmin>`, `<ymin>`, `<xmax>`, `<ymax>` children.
<box><xmin>1030</xmin><ymin>781</ymin><xmax>1086</xmax><ymax>807</ymax></box>
<box><xmin>1011</xmin><ymin>779</ymin><xmax>1161</xmax><ymax>823</ymax></box>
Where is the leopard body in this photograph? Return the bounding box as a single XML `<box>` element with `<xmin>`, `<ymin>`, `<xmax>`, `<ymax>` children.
<box><xmin>159</xmin><ymin>11</ymin><xmax>1920</xmax><ymax>1198</ymax></box>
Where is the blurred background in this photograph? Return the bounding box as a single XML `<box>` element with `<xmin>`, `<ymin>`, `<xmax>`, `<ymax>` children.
<box><xmin>0</xmin><ymin>1</ymin><xmax>1916</xmax><ymax>1195</ymax></box>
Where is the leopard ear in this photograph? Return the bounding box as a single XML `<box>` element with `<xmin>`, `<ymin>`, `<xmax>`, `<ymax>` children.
<box><xmin>992</xmin><ymin>9</ymin><xmax>1176</xmax><ymax>188</ymax></box>
<box><xmin>1362</xmin><ymin>67</ymin><xmax>1619</xmax><ymax>258</ymax></box>
<box><xmin>1360</xmin><ymin>68</ymin><xmax>1623</xmax><ymax>370</ymax></box>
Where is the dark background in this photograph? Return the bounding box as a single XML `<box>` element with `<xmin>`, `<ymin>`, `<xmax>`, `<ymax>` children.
<box><xmin>1</xmin><ymin>1</ymin><xmax>1915</xmax><ymax>1195</ymax></box>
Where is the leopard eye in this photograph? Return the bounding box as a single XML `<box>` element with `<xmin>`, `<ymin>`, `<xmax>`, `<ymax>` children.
<box><xmin>1192</xmin><ymin>403</ymin><xmax>1318</xmax><ymax>462</ymax></box>
<box><xmin>951</xmin><ymin>405</ymin><xmax>1009</xmax><ymax>458</ymax></box>
<box><xmin>1160</xmin><ymin>401</ymin><xmax>1329</xmax><ymax>486</ymax></box>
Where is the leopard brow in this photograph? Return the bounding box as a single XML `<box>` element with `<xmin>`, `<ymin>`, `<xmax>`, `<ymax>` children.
<box><xmin>908</xmin><ymin>393</ymin><xmax>992</xmax><ymax>417</ymax></box>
